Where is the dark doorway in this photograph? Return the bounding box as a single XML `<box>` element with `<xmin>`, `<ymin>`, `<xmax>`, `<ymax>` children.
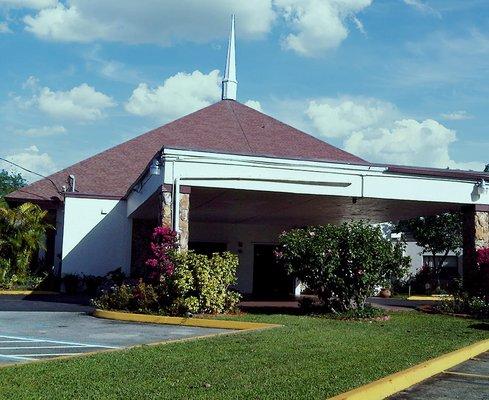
<box><xmin>253</xmin><ymin>244</ymin><xmax>294</xmax><ymax>299</ymax></box>
<box><xmin>189</xmin><ymin>242</ymin><xmax>227</xmax><ymax>257</ymax></box>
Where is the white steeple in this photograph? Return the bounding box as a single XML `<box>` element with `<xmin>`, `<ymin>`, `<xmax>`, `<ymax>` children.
<box><xmin>222</xmin><ymin>14</ymin><xmax>237</xmax><ymax>101</ymax></box>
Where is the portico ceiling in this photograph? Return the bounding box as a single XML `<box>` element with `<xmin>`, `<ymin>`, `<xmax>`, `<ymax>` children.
<box><xmin>189</xmin><ymin>187</ymin><xmax>461</xmax><ymax>226</ymax></box>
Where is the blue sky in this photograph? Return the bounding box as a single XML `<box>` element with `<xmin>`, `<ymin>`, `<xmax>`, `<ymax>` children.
<box><xmin>1</xmin><ymin>0</ymin><xmax>488</xmax><ymax>181</ymax></box>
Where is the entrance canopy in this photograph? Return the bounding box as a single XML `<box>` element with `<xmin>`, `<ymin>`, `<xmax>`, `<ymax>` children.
<box><xmin>127</xmin><ymin>147</ymin><xmax>489</xmax><ymax>224</ymax></box>
<box><xmin>189</xmin><ymin>187</ymin><xmax>461</xmax><ymax>226</ymax></box>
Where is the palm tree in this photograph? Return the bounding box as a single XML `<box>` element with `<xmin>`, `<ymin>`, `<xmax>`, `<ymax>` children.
<box><xmin>0</xmin><ymin>203</ymin><xmax>52</xmax><ymax>278</ymax></box>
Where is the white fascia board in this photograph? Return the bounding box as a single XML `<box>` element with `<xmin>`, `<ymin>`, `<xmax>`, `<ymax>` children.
<box><xmin>162</xmin><ymin>149</ymin><xmax>369</xmax><ymax>197</ymax></box>
<box><xmin>162</xmin><ymin>148</ymin><xmax>386</xmax><ymax>174</ymax></box>
<box><xmin>161</xmin><ymin>148</ymin><xmax>488</xmax><ymax>205</ymax></box>
<box><xmin>364</xmin><ymin>174</ymin><xmax>488</xmax><ymax>205</ymax></box>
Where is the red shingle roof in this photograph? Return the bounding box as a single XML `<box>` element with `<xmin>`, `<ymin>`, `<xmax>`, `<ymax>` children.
<box><xmin>6</xmin><ymin>100</ymin><xmax>367</xmax><ymax>203</ymax></box>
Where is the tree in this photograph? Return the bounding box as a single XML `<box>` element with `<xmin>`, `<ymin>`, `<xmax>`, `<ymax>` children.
<box><xmin>0</xmin><ymin>170</ymin><xmax>26</xmax><ymax>208</ymax></box>
<box><xmin>0</xmin><ymin>203</ymin><xmax>51</xmax><ymax>279</ymax></box>
<box><xmin>395</xmin><ymin>212</ymin><xmax>463</xmax><ymax>288</ymax></box>
<box><xmin>277</xmin><ymin>221</ymin><xmax>410</xmax><ymax>313</ymax></box>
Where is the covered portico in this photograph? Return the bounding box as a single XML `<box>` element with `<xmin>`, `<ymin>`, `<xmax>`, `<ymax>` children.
<box><xmin>127</xmin><ymin>147</ymin><xmax>489</xmax><ymax>296</ymax></box>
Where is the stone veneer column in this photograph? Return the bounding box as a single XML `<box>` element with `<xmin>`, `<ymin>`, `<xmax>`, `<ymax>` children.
<box><xmin>179</xmin><ymin>193</ymin><xmax>190</xmax><ymax>251</ymax></box>
<box><xmin>160</xmin><ymin>187</ymin><xmax>190</xmax><ymax>250</ymax></box>
<box><xmin>462</xmin><ymin>205</ymin><xmax>489</xmax><ymax>276</ymax></box>
<box><xmin>161</xmin><ymin>190</ymin><xmax>173</xmax><ymax>228</ymax></box>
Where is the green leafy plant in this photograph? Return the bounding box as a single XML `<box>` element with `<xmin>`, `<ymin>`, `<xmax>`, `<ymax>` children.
<box><xmin>395</xmin><ymin>212</ymin><xmax>462</xmax><ymax>289</ymax></box>
<box><xmin>277</xmin><ymin>221</ymin><xmax>410</xmax><ymax>313</ymax></box>
<box><xmin>171</xmin><ymin>251</ymin><xmax>241</xmax><ymax>315</ymax></box>
<box><xmin>0</xmin><ymin>169</ymin><xmax>26</xmax><ymax>208</ymax></box>
<box><xmin>93</xmin><ymin>227</ymin><xmax>241</xmax><ymax>316</ymax></box>
<box><xmin>0</xmin><ymin>203</ymin><xmax>51</xmax><ymax>288</ymax></box>
<box><xmin>62</xmin><ymin>274</ymin><xmax>82</xmax><ymax>294</ymax></box>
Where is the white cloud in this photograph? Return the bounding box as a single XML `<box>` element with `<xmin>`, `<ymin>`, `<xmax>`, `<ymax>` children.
<box><xmin>0</xmin><ymin>0</ymin><xmax>57</xmax><ymax>9</ymax></box>
<box><xmin>275</xmin><ymin>0</ymin><xmax>372</xmax><ymax>57</ymax></box>
<box><xmin>0</xmin><ymin>22</ymin><xmax>11</xmax><ymax>33</ymax></box>
<box><xmin>351</xmin><ymin>15</ymin><xmax>366</xmax><ymax>36</ymax></box>
<box><xmin>441</xmin><ymin>110</ymin><xmax>473</xmax><ymax>121</ymax></box>
<box><xmin>125</xmin><ymin>69</ymin><xmax>221</xmax><ymax>122</ymax></box>
<box><xmin>344</xmin><ymin>118</ymin><xmax>456</xmax><ymax>167</ymax></box>
<box><xmin>16</xmin><ymin>125</ymin><xmax>66</xmax><ymax>137</ymax></box>
<box><xmin>1</xmin><ymin>145</ymin><xmax>56</xmax><ymax>182</ymax></box>
<box><xmin>403</xmin><ymin>0</ymin><xmax>441</xmax><ymax>17</ymax></box>
<box><xmin>244</xmin><ymin>100</ymin><xmax>262</xmax><ymax>112</ymax></box>
<box><xmin>302</xmin><ymin>96</ymin><xmax>482</xmax><ymax>169</ymax></box>
<box><xmin>21</xmin><ymin>1</ymin><xmax>372</xmax><ymax>57</ymax></box>
<box><xmin>22</xmin><ymin>76</ymin><xmax>39</xmax><ymax>90</ymax></box>
<box><xmin>37</xmin><ymin>83</ymin><xmax>116</xmax><ymax>121</ymax></box>
<box><xmin>23</xmin><ymin>0</ymin><xmax>275</xmax><ymax>45</ymax></box>
<box><xmin>306</xmin><ymin>97</ymin><xmax>397</xmax><ymax>138</ymax></box>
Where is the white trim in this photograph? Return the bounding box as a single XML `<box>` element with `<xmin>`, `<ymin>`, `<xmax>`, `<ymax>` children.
<box><xmin>161</xmin><ymin>148</ymin><xmax>489</xmax><ymax>205</ymax></box>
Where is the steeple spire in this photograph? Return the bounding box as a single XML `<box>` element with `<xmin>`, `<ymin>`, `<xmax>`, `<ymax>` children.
<box><xmin>222</xmin><ymin>14</ymin><xmax>237</xmax><ymax>101</ymax></box>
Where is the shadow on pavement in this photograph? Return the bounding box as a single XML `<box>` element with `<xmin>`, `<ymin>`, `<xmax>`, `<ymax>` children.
<box><xmin>0</xmin><ymin>294</ymin><xmax>93</xmax><ymax>312</ymax></box>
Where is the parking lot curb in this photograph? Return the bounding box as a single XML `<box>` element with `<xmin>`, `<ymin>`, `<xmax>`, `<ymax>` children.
<box><xmin>407</xmin><ymin>295</ymin><xmax>453</xmax><ymax>301</ymax></box>
<box><xmin>328</xmin><ymin>338</ymin><xmax>489</xmax><ymax>400</ymax></box>
<box><xmin>93</xmin><ymin>309</ymin><xmax>281</xmax><ymax>331</ymax></box>
<box><xmin>0</xmin><ymin>290</ymin><xmax>58</xmax><ymax>295</ymax></box>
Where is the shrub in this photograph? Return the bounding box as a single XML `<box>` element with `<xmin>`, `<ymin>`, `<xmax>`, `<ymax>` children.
<box><xmin>171</xmin><ymin>251</ymin><xmax>241</xmax><ymax>314</ymax></box>
<box><xmin>277</xmin><ymin>221</ymin><xmax>410</xmax><ymax>313</ymax></box>
<box><xmin>62</xmin><ymin>273</ymin><xmax>82</xmax><ymax>294</ymax></box>
<box><xmin>92</xmin><ymin>227</ymin><xmax>241</xmax><ymax>316</ymax></box>
<box><xmin>435</xmin><ymin>294</ymin><xmax>489</xmax><ymax>320</ymax></box>
<box><xmin>0</xmin><ymin>266</ymin><xmax>46</xmax><ymax>290</ymax></box>
<box><xmin>145</xmin><ymin>226</ymin><xmax>178</xmax><ymax>283</ymax></box>
<box><xmin>92</xmin><ymin>283</ymin><xmax>134</xmax><ymax>311</ymax></box>
<box><xmin>82</xmin><ymin>274</ymin><xmax>104</xmax><ymax>295</ymax></box>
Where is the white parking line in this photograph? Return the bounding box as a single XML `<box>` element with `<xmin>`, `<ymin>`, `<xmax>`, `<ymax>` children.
<box><xmin>15</xmin><ymin>353</ymin><xmax>84</xmax><ymax>357</ymax></box>
<box><xmin>0</xmin><ymin>354</ymin><xmax>33</xmax><ymax>361</ymax></box>
<box><xmin>0</xmin><ymin>340</ymin><xmax>45</xmax><ymax>343</ymax></box>
<box><xmin>0</xmin><ymin>335</ymin><xmax>119</xmax><ymax>349</ymax></box>
<box><xmin>0</xmin><ymin>345</ymin><xmax>100</xmax><ymax>350</ymax></box>
<box><xmin>0</xmin><ymin>334</ymin><xmax>121</xmax><ymax>363</ymax></box>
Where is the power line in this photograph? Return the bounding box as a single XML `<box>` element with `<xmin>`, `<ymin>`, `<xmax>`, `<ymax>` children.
<box><xmin>0</xmin><ymin>157</ymin><xmax>63</xmax><ymax>195</ymax></box>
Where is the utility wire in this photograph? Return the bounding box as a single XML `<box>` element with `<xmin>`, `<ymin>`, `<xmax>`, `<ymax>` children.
<box><xmin>0</xmin><ymin>157</ymin><xmax>63</xmax><ymax>195</ymax></box>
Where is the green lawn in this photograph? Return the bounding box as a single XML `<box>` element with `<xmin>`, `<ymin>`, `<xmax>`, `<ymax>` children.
<box><xmin>0</xmin><ymin>312</ymin><xmax>487</xmax><ymax>400</ymax></box>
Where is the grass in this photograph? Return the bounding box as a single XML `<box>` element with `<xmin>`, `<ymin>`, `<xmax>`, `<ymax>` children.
<box><xmin>0</xmin><ymin>312</ymin><xmax>487</xmax><ymax>399</ymax></box>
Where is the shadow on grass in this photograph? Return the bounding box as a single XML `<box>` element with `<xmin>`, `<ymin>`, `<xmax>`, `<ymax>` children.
<box><xmin>468</xmin><ymin>322</ymin><xmax>489</xmax><ymax>331</ymax></box>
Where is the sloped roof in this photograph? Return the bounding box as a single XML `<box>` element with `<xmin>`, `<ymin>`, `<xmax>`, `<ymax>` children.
<box><xmin>6</xmin><ymin>100</ymin><xmax>367</xmax><ymax>203</ymax></box>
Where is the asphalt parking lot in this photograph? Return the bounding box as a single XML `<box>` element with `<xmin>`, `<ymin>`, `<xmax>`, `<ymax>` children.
<box><xmin>390</xmin><ymin>352</ymin><xmax>489</xmax><ymax>400</ymax></box>
<box><xmin>0</xmin><ymin>296</ymin><xmax>233</xmax><ymax>366</ymax></box>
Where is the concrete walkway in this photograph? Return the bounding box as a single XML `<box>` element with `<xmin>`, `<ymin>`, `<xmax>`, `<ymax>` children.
<box><xmin>390</xmin><ymin>352</ymin><xmax>489</xmax><ymax>399</ymax></box>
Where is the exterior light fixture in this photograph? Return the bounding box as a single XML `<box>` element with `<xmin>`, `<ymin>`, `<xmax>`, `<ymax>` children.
<box><xmin>149</xmin><ymin>160</ymin><xmax>161</xmax><ymax>176</ymax></box>
<box><xmin>476</xmin><ymin>179</ymin><xmax>488</xmax><ymax>195</ymax></box>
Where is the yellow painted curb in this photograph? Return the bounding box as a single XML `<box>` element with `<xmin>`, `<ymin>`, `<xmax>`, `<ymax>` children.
<box><xmin>0</xmin><ymin>290</ymin><xmax>58</xmax><ymax>295</ymax></box>
<box><xmin>328</xmin><ymin>338</ymin><xmax>489</xmax><ymax>400</ymax></box>
<box><xmin>93</xmin><ymin>309</ymin><xmax>281</xmax><ymax>331</ymax></box>
<box><xmin>407</xmin><ymin>295</ymin><xmax>453</xmax><ymax>301</ymax></box>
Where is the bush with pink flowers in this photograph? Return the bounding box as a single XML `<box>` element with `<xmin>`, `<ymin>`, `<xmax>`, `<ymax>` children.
<box><xmin>277</xmin><ymin>221</ymin><xmax>410</xmax><ymax>313</ymax></box>
<box><xmin>92</xmin><ymin>226</ymin><xmax>240</xmax><ymax>315</ymax></box>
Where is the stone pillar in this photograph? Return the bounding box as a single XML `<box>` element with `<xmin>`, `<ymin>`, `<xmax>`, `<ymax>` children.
<box><xmin>161</xmin><ymin>190</ymin><xmax>173</xmax><ymax>228</ymax></box>
<box><xmin>179</xmin><ymin>193</ymin><xmax>190</xmax><ymax>250</ymax></box>
<box><xmin>462</xmin><ymin>205</ymin><xmax>489</xmax><ymax>276</ymax></box>
<box><xmin>160</xmin><ymin>186</ymin><xmax>190</xmax><ymax>250</ymax></box>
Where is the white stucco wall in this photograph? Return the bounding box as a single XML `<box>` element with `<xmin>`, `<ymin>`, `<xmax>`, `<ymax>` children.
<box><xmin>190</xmin><ymin>222</ymin><xmax>285</xmax><ymax>294</ymax></box>
<box><xmin>61</xmin><ymin>197</ymin><xmax>132</xmax><ymax>276</ymax></box>
<box><xmin>403</xmin><ymin>240</ymin><xmax>463</xmax><ymax>276</ymax></box>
